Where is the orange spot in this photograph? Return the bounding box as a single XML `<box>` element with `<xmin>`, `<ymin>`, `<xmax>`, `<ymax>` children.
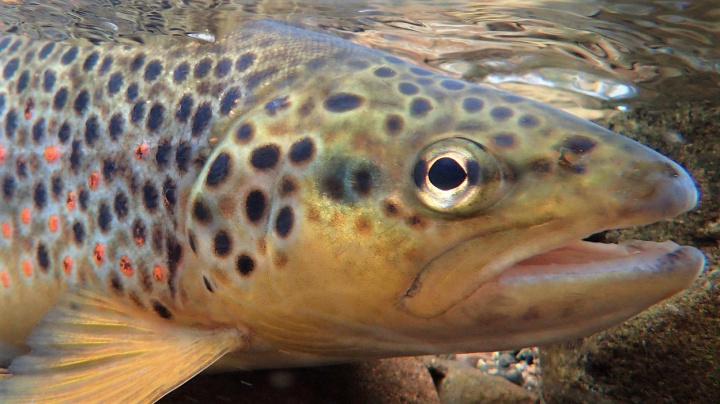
<box><xmin>20</xmin><ymin>208</ymin><xmax>31</xmax><ymax>224</ymax></box>
<box><xmin>63</xmin><ymin>257</ymin><xmax>73</xmax><ymax>275</ymax></box>
<box><xmin>134</xmin><ymin>143</ymin><xmax>149</xmax><ymax>160</ymax></box>
<box><xmin>119</xmin><ymin>256</ymin><xmax>133</xmax><ymax>277</ymax></box>
<box><xmin>44</xmin><ymin>145</ymin><xmax>60</xmax><ymax>163</ymax></box>
<box><xmin>24</xmin><ymin>98</ymin><xmax>34</xmax><ymax>119</ymax></box>
<box><xmin>88</xmin><ymin>172</ymin><xmax>99</xmax><ymax>190</ymax></box>
<box><xmin>1</xmin><ymin>222</ymin><xmax>10</xmax><ymax>238</ymax></box>
<box><xmin>0</xmin><ymin>145</ymin><xmax>5</xmax><ymax>164</ymax></box>
<box><xmin>66</xmin><ymin>192</ymin><xmax>75</xmax><ymax>211</ymax></box>
<box><xmin>93</xmin><ymin>243</ymin><xmax>105</xmax><ymax>265</ymax></box>
<box><xmin>0</xmin><ymin>271</ymin><xmax>8</xmax><ymax>288</ymax></box>
<box><xmin>153</xmin><ymin>265</ymin><xmax>166</xmax><ymax>281</ymax></box>
<box><xmin>48</xmin><ymin>215</ymin><xmax>59</xmax><ymax>233</ymax></box>
<box><xmin>22</xmin><ymin>260</ymin><xmax>32</xmax><ymax>277</ymax></box>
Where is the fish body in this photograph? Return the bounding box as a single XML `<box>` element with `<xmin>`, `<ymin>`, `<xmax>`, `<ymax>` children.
<box><xmin>0</xmin><ymin>20</ymin><xmax>705</xmax><ymax>402</ymax></box>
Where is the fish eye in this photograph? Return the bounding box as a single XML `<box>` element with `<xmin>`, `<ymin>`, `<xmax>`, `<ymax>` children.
<box><xmin>413</xmin><ymin>137</ymin><xmax>511</xmax><ymax>214</ymax></box>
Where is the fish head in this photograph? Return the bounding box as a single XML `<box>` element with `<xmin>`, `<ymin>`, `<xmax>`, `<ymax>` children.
<box><xmin>186</xmin><ymin>57</ymin><xmax>704</xmax><ymax>364</ymax></box>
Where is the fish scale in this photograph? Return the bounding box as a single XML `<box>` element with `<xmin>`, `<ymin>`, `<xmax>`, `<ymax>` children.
<box><xmin>0</xmin><ymin>19</ymin><xmax>705</xmax><ymax>403</ymax></box>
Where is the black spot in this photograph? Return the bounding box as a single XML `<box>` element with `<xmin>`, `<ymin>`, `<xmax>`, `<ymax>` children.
<box><xmin>37</xmin><ymin>243</ymin><xmax>50</xmax><ymax>272</ymax></box>
<box><xmin>85</xmin><ymin>116</ymin><xmax>99</xmax><ymax>146</ymax></box>
<box><xmin>38</xmin><ymin>43</ymin><xmax>55</xmax><ymax>59</ymax></box>
<box><xmin>53</xmin><ymin>87</ymin><xmax>68</xmax><ymax>110</ymax></box>
<box><xmin>152</xmin><ymin>301</ymin><xmax>172</xmax><ymax>319</ymax></box>
<box><xmin>173</xmin><ymin>62</ymin><xmax>189</xmax><ymax>83</ymax></box>
<box><xmin>322</xmin><ymin>176</ymin><xmax>344</xmax><ymax>201</ymax></box>
<box><xmin>306</xmin><ymin>58</ymin><xmax>325</xmax><ymax>70</ymax></box>
<box><xmin>289</xmin><ymin>138</ymin><xmax>315</xmax><ymax>164</ymax></box>
<box><xmin>440</xmin><ymin>80</ymin><xmax>465</xmax><ymax>90</ymax></box>
<box><xmin>8</xmin><ymin>40</ymin><xmax>20</xmax><ymax>54</ymax></box>
<box><xmin>70</xmin><ymin>140</ymin><xmax>83</xmax><ymax>173</ymax></box>
<box><xmin>250</xmin><ymin>144</ymin><xmax>280</xmax><ymax>170</ymax></box>
<box><xmin>264</xmin><ymin>96</ymin><xmax>290</xmax><ymax>116</ymax></box>
<box><xmin>206</xmin><ymin>152</ymin><xmax>231</xmax><ymax>186</ymax></box>
<box><xmin>493</xmin><ymin>133</ymin><xmax>516</xmax><ymax>147</ymax></box>
<box><xmin>245</xmin><ymin>190</ymin><xmax>266</xmax><ymax>223</ymax></box>
<box><xmin>385</xmin><ymin>115</ymin><xmax>404</xmax><ymax>136</ymax></box>
<box><xmin>236</xmin><ymin>254</ymin><xmax>255</xmax><ymax>276</ymax></box>
<box><xmin>191</xmin><ymin>102</ymin><xmax>212</xmax><ymax>137</ymax></box>
<box><xmin>83</xmin><ymin>52</ymin><xmax>99</xmax><ymax>71</ymax></box>
<box><xmin>98</xmin><ymin>55</ymin><xmax>113</xmax><ymax>74</ymax></box>
<box><xmin>163</xmin><ymin>178</ymin><xmax>176</xmax><ymax>209</ymax></box>
<box><xmin>410</xmin><ymin>98</ymin><xmax>433</xmax><ymax>116</ymax></box>
<box><xmin>275</xmin><ymin>207</ymin><xmax>294</xmax><ymax>238</ymax></box>
<box><xmin>235</xmin><ymin>53</ymin><xmax>255</xmax><ymax>72</ymax></box>
<box><xmin>235</xmin><ymin>122</ymin><xmax>253</xmax><ymax>143</ymax></box>
<box><xmin>16</xmin><ymin>158</ymin><xmax>27</xmax><ymax>178</ymax></box>
<box><xmin>203</xmin><ymin>276</ymin><xmax>213</xmax><ymax>292</ymax></box>
<box><xmin>43</xmin><ymin>70</ymin><xmax>56</xmax><ymax>92</ymax></box>
<box><xmin>16</xmin><ymin>71</ymin><xmax>29</xmax><ymax>93</ymax></box>
<box><xmin>98</xmin><ymin>203</ymin><xmax>112</xmax><ymax>232</ymax></box>
<box><xmin>529</xmin><ymin>158</ymin><xmax>553</xmax><ymax>174</ymax></box>
<box><xmin>74</xmin><ymin>90</ymin><xmax>89</xmax><ymax>115</ymax></box>
<box><xmin>220</xmin><ymin>87</ymin><xmax>241</xmax><ymax>115</ymax></box>
<box><xmin>51</xmin><ymin>176</ymin><xmax>63</xmax><ymax>199</ymax></box>
<box><xmin>132</xmin><ymin>219</ymin><xmax>146</xmax><ymax>244</ymax></box>
<box><xmin>33</xmin><ymin>183</ymin><xmax>47</xmax><ymax>209</ymax></box>
<box><xmin>410</xmin><ymin>67</ymin><xmax>433</xmax><ymax>76</ymax></box>
<box><xmin>383</xmin><ymin>199</ymin><xmax>400</xmax><ymax>216</ymax></box>
<box><xmin>108</xmin><ymin>72</ymin><xmax>123</xmax><ymax>95</ymax></box>
<box><xmin>212</xmin><ymin>230</ymin><xmax>232</xmax><ymax>257</ymax></box>
<box><xmin>142</xmin><ymin>182</ymin><xmax>159</xmax><ymax>211</ymax></box>
<box><xmin>72</xmin><ymin>221</ymin><xmax>85</xmax><ymax>244</ymax></box>
<box><xmin>108</xmin><ymin>113</ymin><xmax>124</xmax><ymax>140</ymax></box>
<box><xmin>0</xmin><ymin>93</ymin><xmax>4</xmax><ymax>113</ymax></box>
<box><xmin>175</xmin><ymin>94</ymin><xmax>193</xmax><ymax>123</ymax></box>
<box><xmin>126</xmin><ymin>83</ymin><xmax>138</xmax><ymax>101</ymax></box>
<box><xmin>0</xmin><ymin>37</ymin><xmax>9</xmax><ymax>52</ymax></box>
<box><xmin>144</xmin><ymin>60</ymin><xmax>162</xmax><ymax>81</ymax></box>
<box><xmin>245</xmin><ymin>67</ymin><xmax>278</xmax><ymax>91</ymax></box>
<box><xmin>4</xmin><ymin>109</ymin><xmax>17</xmax><ymax>138</ymax></box>
<box><xmin>194</xmin><ymin>58</ymin><xmax>212</xmax><ymax>78</ymax></box>
<box><xmin>215</xmin><ymin>58</ymin><xmax>232</xmax><ymax>78</ymax></box>
<box><xmin>279</xmin><ymin>176</ymin><xmax>297</xmax><ymax>197</ymax></box>
<box><xmin>32</xmin><ymin>118</ymin><xmax>45</xmax><ymax>143</ymax></box>
<box><xmin>78</xmin><ymin>188</ymin><xmax>89</xmax><ymax>211</ymax></box>
<box><xmin>102</xmin><ymin>159</ymin><xmax>116</xmax><ymax>181</ymax></box>
<box><xmin>324</xmin><ymin>93</ymin><xmax>364</xmax><ymax>112</ymax></box>
<box><xmin>413</xmin><ymin>160</ymin><xmax>428</xmax><ymax>188</ymax></box>
<box><xmin>175</xmin><ymin>141</ymin><xmax>191</xmax><ymax>172</ymax></box>
<box><xmin>428</xmin><ymin>158</ymin><xmax>467</xmax><ymax>190</ymax></box>
<box><xmin>374</xmin><ymin>67</ymin><xmax>396</xmax><ymax>78</ymax></box>
<box><xmin>399</xmin><ymin>82</ymin><xmax>419</xmax><ymax>95</ymax></box>
<box><xmin>151</xmin><ymin>226</ymin><xmax>163</xmax><ymax>255</ymax></box>
<box><xmin>462</xmin><ymin>97</ymin><xmax>484</xmax><ymax>113</ymax></box>
<box><xmin>502</xmin><ymin>94</ymin><xmax>523</xmax><ymax>103</ymax></box>
<box><xmin>58</xmin><ymin>121</ymin><xmax>70</xmax><ymax>143</ymax></box>
<box><xmin>114</xmin><ymin>191</ymin><xmax>129</xmax><ymax>219</ymax></box>
<box><xmin>166</xmin><ymin>236</ymin><xmax>182</xmax><ymax>274</ymax></box>
<box><xmin>154</xmin><ymin>138</ymin><xmax>172</xmax><ymax>167</ymax></box>
<box><xmin>2</xmin><ymin>57</ymin><xmax>18</xmax><ymax>79</ymax></box>
<box><xmin>192</xmin><ymin>199</ymin><xmax>212</xmax><ymax>223</ymax></box>
<box><xmin>147</xmin><ymin>103</ymin><xmax>165</xmax><ymax>132</ymax></box>
<box><xmin>519</xmin><ymin>114</ymin><xmax>540</xmax><ymax>128</ymax></box>
<box><xmin>131</xmin><ymin>101</ymin><xmax>145</xmax><ymax>123</ymax></box>
<box><xmin>353</xmin><ymin>169</ymin><xmax>372</xmax><ymax>196</ymax></box>
<box><xmin>131</xmin><ymin>53</ymin><xmax>145</xmax><ymax>71</ymax></box>
<box><xmin>188</xmin><ymin>231</ymin><xmax>197</xmax><ymax>253</ymax></box>
<box><xmin>490</xmin><ymin>106</ymin><xmax>513</xmax><ymax>121</ymax></box>
<box><xmin>60</xmin><ymin>47</ymin><xmax>78</xmax><ymax>65</ymax></box>
<box><xmin>109</xmin><ymin>273</ymin><xmax>123</xmax><ymax>293</ymax></box>
<box><xmin>562</xmin><ymin>135</ymin><xmax>597</xmax><ymax>154</ymax></box>
<box><xmin>2</xmin><ymin>176</ymin><xmax>15</xmax><ymax>199</ymax></box>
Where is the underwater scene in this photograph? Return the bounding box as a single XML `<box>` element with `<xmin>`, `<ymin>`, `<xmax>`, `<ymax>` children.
<box><xmin>0</xmin><ymin>1</ymin><xmax>717</xmax><ymax>403</ymax></box>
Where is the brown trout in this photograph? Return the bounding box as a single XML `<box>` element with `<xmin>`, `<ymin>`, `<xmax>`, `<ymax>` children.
<box><xmin>0</xmin><ymin>19</ymin><xmax>705</xmax><ymax>402</ymax></box>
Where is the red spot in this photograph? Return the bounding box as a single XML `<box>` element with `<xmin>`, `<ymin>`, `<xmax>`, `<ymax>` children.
<box><xmin>93</xmin><ymin>243</ymin><xmax>105</xmax><ymax>265</ymax></box>
<box><xmin>63</xmin><ymin>257</ymin><xmax>73</xmax><ymax>275</ymax></box>
<box><xmin>24</xmin><ymin>98</ymin><xmax>34</xmax><ymax>119</ymax></box>
<box><xmin>0</xmin><ymin>271</ymin><xmax>8</xmax><ymax>288</ymax></box>
<box><xmin>0</xmin><ymin>145</ymin><xmax>5</xmax><ymax>164</ymax></box>
<box><xmin>66</xmin><ymin>192</ymin><xmax>75</xmax><ymax>211</ymax></box>
<box><xmin>48</xmin><ymin>215</ymin><xmax>59</xmax><ymax>233</ymax></box>
<box><xmin>1</xmin><ymin>222</ymin><xmax>10</xmax><ymax>239</ymax></box>
<box><xmin>44</xmin><ymin>146</ymin><xmax>60</xmax><ymax>163</ymax></box>
<box><xmin>153</xmin><ymin>265</ymin><xmax>166</xmax><ymax>281</ymax></box>
<box><xmin>20</xmin><ymin>208</ymin><xmax>31</xmax><ymax>224</ymax></box>
<box><xmin>134</xmin><ymin>143</ymin><xmax>149</xmax><ymax>160</ymax></box>
<box><xmin>88</xmin><ymin>172</ymin><xmax>99</xmax><ymax>190</ymax></box>
<box><xmin>22</xmin><ymin>260</ymin><xmax>32</xmax><ymax>277</ymax></box>
<box><xmin>119</xmin><ymin>256</ymin><xmax>133</xmax><ymax>277</ymax></box>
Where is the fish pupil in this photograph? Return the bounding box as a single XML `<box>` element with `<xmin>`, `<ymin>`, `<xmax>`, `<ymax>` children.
<box><xmin>428</xmin><ymin>157</ymin><xmax>467</xmax><ymax>190</ymax></box>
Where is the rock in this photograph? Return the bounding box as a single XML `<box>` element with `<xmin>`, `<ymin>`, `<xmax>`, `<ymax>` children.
<box><xmin>540</xmin><ymin>104</ymin><xmax>720</xmax><ymax>404</ymax></box>
<box><xmin>161</xmin><ymin>358</ymin><xmax>440</xmax><ymax>403</ymax></box>
<box><xmin>426</xmin><ymin>358</ymin><xmax>537</xmax><ymax>404</ymax></box>
<box><xmin>500</xmin><ymin>368</ymin><xmax>525</xmax><ymax>386</ymax></box>
<box><xmin>516</xmin><ymin>348</ymin><xmax>535</xmax><ymax>365</ymax></box>
<box><xmin>497</xmin><ymin>353</ymin><xmax>518</xmax><ymax>368</ymax></box>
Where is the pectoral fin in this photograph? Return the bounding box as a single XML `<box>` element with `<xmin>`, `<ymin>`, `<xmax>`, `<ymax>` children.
<box><xmin>0</xmin><ymin>290</ymin><xmax>245</xmax><ymax>403</ymax></box>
